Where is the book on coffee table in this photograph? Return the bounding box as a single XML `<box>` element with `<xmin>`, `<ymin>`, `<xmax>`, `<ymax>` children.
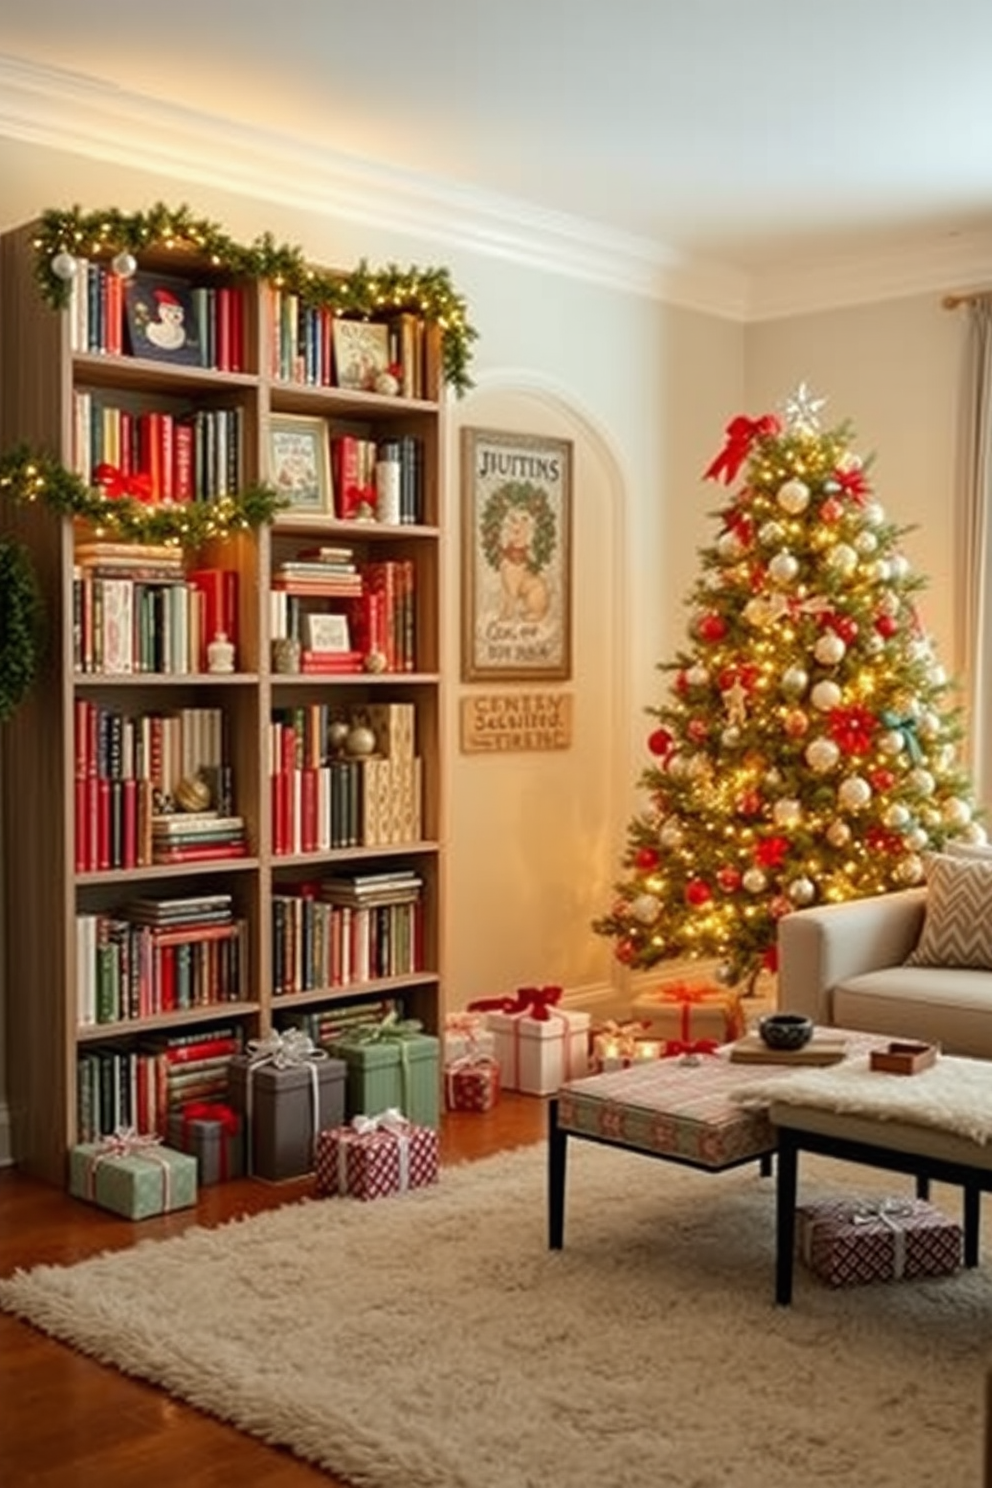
<box><xmin>728</xmin><ymin>1032</ymin><xmax>849</xmax><ymax>1066</ymax></box>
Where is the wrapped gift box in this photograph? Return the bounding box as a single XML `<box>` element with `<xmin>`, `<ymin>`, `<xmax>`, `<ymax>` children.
<box><xmin>797</xmin><ymin>1197</ymin><xmax>963</xmax><ymax>1287</ymax></box>
<box><xmin>443</xmin><ymin>1011</ymin><xmax>497</xmax><ymax>1064</ymax></box>
<box><xmin>167</xmin><ymin>1103</ymin><xmax>244</xmax><ymax>1185</ymax></box>
<box><xmin>485</xmin><ymin>1008</ymin><xmax>589</xmax><ymax>1096</ymax></box>
<box><xmin>315</xmin><ymin>1115</ymin><xmax>439</xmax><ymax>1200</ymax></box>
<box><xmin>229</xmin><ymin>1038</ymin><xmax>346</xmax><ymax>1181</ymax></box>
<box><xmin>328</xmin><ymin>1020</ymin><xmax>439</xmax><ymax>1129</ymax></box>
<box><xmin>591</xmin><ymin>1020</ymin><xmax>661</xmax><ymax>1073</ymax></box>
<box><xmin>69</xmin><ymin>1136</ymin><xmax>197</xmax><ymax>1220</ymax></box>
<box><xmin>631</xmin><ymin>983</ymin><xmax>744</xmax><ymax>1049</ymax></box>
<box><xmin>444</xmin><ymin>1056</ymin><xmax>500</xmax><ymax>1112</ymax></box>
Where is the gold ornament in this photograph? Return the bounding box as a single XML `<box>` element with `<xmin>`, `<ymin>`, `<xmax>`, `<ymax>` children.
<box><xmin>175</xmin><ymin>774</ymin><xmax>211</xmax><ymax>812</ymax></box>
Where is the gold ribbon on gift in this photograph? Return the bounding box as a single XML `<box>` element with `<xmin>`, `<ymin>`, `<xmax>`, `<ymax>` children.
<box><xmin>245</xmin><ymin>1029</ymin><xmax>329</xmax><ymax>1175</ymax></box>
<box><xmin>86</xmin><ymin>1127</ymin><xmax>174</xmax><ymax>1209</ymax></box>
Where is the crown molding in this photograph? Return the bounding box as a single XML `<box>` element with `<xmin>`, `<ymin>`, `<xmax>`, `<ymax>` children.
<box><xmin>1</xmin><ymin>52</ymin><xmax>986</xmax><ymax>323</ymax></box>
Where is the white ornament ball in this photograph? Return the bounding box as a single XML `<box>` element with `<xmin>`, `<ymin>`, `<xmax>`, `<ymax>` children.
<box><xmin>826</xmin><ymin>543</ymin><xmax>858</xmax><ymax>577</ymax></box>
<box><xmin>854</xmin><ymin>531</ymin><xmax>878</xmax><ymax>555</ymax></box>
<box><xmin>758</xmin><ymin>520</ymin><xmax>786</xmax><ymax>547</ymax></box>
<box><xmin>871</xmin><ymin>559</ymin><xmax>893</xmax><ymax>583</ymax></box>
<box><xmin>883</xmin><ymin>803</ymin><xmax>911</xmax><ymax>829</ymax></box>
<box><xmin>963</xmin><ymin>822</ymin><xmax>990</xmax><ymax>845</ymax></box>
<box><xmin>659</xmin><ymin>820</ymin><xmax>684</xmax><ymax>850</ymax></box>
<box><xmin>838</xmin><ymin>775</ymin><xmax>872</xmax><ymax>811</ymax></box>
<box><xmin>861</xmin><ymin>501</ymin><xmax>885</xmax><ymax>527</ymax></box>
<box><xmin>864</xmin><ymin>635</ymin><xmax>885</xmax><ymax>656</ymax></box>
<box><xmin>716</xmin><ymin>531</ymin><xmax>744</xmax><ymax>561</ymax></box>
<box><xmin>788</xmin><ymin>877</ymin><xmax>816</xmax><ymax>906</ymax></box>
<box><xmin>704</xmin><ymin>570</ymin><xmax>725</xmax><ymax>592</ymax></box>
<box><xmin>942</xmin><ymin>797</ymin><xmax>973</xmax><ymax>827</ymax></box>
<box><xmin>890</xmin><ymin>554</ymin><xmax>911</xmax><ymax>580</ymax></box>
<box><xmin>111</xmin><ymin>250</ymin><xmax>138</xmax><ymax>279</ymax></box>
<box><xmin>375</xmin><ymin>370</ymin><xmax>400</xmax><ymax>396</ymax></box>
<box><xmin>781</xmin><ymin>665</ymin><xmax>809</xmax><ymax>698</ymax></box>
<box><xmin>743</xmin><ymin>598</ymin><xmax>767</xmax><ymax>627</ymax></box>
<box><xmin>928</xmin><ymin>663</ymin><xmax>948</xmax><ymax>687</ymax></box>
<box><xmin>768</xmin><ymin>551</ymin><xmax>800</xmax><ymax>585</ymax></box>
<box><xmin>51</xmin><ymin>250</ymin><xmax>78</xmax><ymax>281</ymax></box>
<box><xmin>720</xmin><ymin>725</ymin><xmax>742</xmax><ymax>749</ymax></box>
<box><xmin>895</xmin><ymin>854</ymin><xmax>925</xmax><ymax>885</ymax></box>
<box><xmin>773</xmin><ymin>798</ymin><xmax>802</xmax><ymax>827</ymax></box>
<box><xmin>918</xmin><ymin>711</ymin><xmax>941</xmax><ymax>738</ymax></box>
<box><xmin>906</xmin><ymin>827</ymin><xmax>930</xmax><ymax>851</ymax></box>
<box><xmin>814</xmin><ymin>632</ymin><xmax>846</xmax><ymax>667</ymax></box>
<box><xmin>764</xmin><ymin>768</ymin><xmax>784</xmax><ymax>789</ymax></box>
<box><xmin>811</xmin><ymin>680</ymin><xmax>843</xmax><ymax>712</ymax></box>
<box><xmin>837</xmin><ymin>451</ymin><xmax>863</xmax><ymax>473</ymax></box>
<box><xmin>777</xmin><ymin>478</ymin><xmax>811</xmax><ymax>515</ymax></box>
<box><xmin>805</xmin><ymin>737</ymin><xmax>841</xmax><ymax>773</ymax></box>
<box><xmin>878</xmin><ymin>730</ymin><xmax>906</xmax><ymax>757</ymax></box>
<box><xmin>685</xmin><ymin>664</ymin><xmax>709</xmax><ymax>688</ymax></box>
<box><xmin>630</xmin><ymin>893</ymin><xmax>662</xmax><ymax>925</ymax></box>
<box><xmin>742</xmin><ymin>868</ymin><xmax>768</xmax><ymax>894</ymax></box>
<box><xmin>826</xmin><ymin>820</ymin><xmax>852</xmax><ymax>847</ymax></box>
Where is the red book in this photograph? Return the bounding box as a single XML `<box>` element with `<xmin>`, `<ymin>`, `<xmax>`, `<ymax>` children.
<box><xmin>158</xmin><ymin>943</ymin><xmax>176</xmax><ymax>1013</ymax></box>
<box><xmin>300</xmin><ymin>767</ymin><xmax>318</xmax><ymax>854</ymax></box>
<box><xmin>332</xmin><ymin>434</ymin><xmax>375</xmax><ymax>520</ymax></box>
<box><xmin>149</xmin><ymin>922</ymin><xmax>240</xmax><ymax>947</ymax></box>
<box><xmin>173</xmin><ymin>423</ymin><xmax>194</xmax><ymax>502</ymax></box>
<box><xmin>105</xmin><ymin>270</ymin><xmax>123</xmax><ymax>356</ymax></box>
<box><xmin>230</xmin><ymin>288</ymin><xmax>244</xmax><ymax>374</ymax></box>
<box><xmin>96</xmin><ymin>778</ymin><xmax>111</xmax><ymax>871</ymax></box>
<box><xmin>158</xmin><ymin>1034</ymin><xmax>241</xmax><ymax>1064</ymax></box>
<box><xmin>300</xmin><ymin>651</ymin><xmax>363</xmax><ymax>674</ymax></box>
<box><xmin>74</xmin><ymin>778</ymin><xmax>89</xmax><ymax>874</ymax></box>
<box><xmin>153</xmin><ymin>842</ymin><xmax>249</xmax><ymax>863</ymax></box>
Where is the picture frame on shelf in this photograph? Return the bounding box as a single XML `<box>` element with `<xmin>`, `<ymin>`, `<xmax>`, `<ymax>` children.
<box><xmin>124</xmin><ymin>272</ymin><xmax>204</xmax><ymax>366</ymax></box>
<box><xmin>268</xmin><ymin>414</ymin><xmax>333</xmax><ymax>515</ymax></box>
<box><xmin>460</xmin><ymin>427</ymin><xmax>573</xmax><ymax>683</ymax></box>
<box><xmin>307</xmin><ymin>612</ymin><xmax>351</xmax><ymax>654</ymax></box>
<box><xmin>332</xmin><ymin>319</ymin><xmax>391</xmax><ymax>392</ymax></box>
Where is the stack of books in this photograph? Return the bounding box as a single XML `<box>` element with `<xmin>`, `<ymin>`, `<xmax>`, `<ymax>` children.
<box><xmin>151</xmin><ymin>811</ymin><xmax>248</xmax><ymax>864</ymax></box>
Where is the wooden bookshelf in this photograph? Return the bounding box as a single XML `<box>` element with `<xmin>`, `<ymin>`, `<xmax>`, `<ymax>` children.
<box><xmin>0</xmin><ymin>221</ymin><xmax>446</xmax><ymax>1185</ymax></box>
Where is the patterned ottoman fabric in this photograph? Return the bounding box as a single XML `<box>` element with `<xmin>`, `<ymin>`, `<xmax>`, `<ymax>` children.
<box><xmin>556</xmin><ymin>1033</ymin><xmax>883</xmax><ymax>1170</ymax></box>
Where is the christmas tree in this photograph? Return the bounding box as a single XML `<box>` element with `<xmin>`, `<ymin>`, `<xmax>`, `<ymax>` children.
<box><xmin>594</xmin><ymin>386</ymin><xmax>984</xmax><ymax>994</ymax></box>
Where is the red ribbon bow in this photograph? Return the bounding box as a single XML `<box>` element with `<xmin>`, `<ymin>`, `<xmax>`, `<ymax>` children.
<box><xmin>468</xmin><ymin>984</ymin><xmax>563</xmax><ymax>1021</ymax></box>
<box><xmin>703</xmin><ymin>414</ymin><xmax>781</xmax><ymax>485</ymax></box>
<box><xmin>181</xmin><ymin>1100</ymin><xmax>239</xmax><ymax>1135</ymax></box>
<box><xmin>93</xmin><ymin>462</ymin><xmax>154</xmax><ymax>503</ymax></box>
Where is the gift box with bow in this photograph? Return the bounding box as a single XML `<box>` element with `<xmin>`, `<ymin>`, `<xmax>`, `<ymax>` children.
<box><xmin>167</xmin><ymin>1101</ymin><xmax>244</xmax><ymax>1185</ymax></box>
<box><xmin>69</xmin><ymin>1130</ymin><xmax>197</xmax><ymax>1219</ymax></box>
<box><xmin>631</xmin><ymin>981</ymin><xmax>745</xmax><ymax>1056</ymax></box>
<box><xmin>228</xmin><ymin>1029</ymin><xmax>346</xmax><ymax>1181</ymax></box>
<box><xmin>443</xmin><ymin>1010</ymin><xmax>497</xmax><ymax>1064</ymax></box>
<box><xmin>444</xmin><ymin>1055</ymin><xmax>501</xmax><ymax>1112</ymax></box>
<box><xmin>468</xmin><ymin>986</ymin><xmax>589</xmax><ymax>1096</ymax></box>
<box><xmin>797</xmin><ymin>1197</ymin><xmax>962</xmax><ymax>1287</ymax></box>
<box><xmin>315</xmin><ymin>1109</ymin><xmax>439</xmax><ymax>1201</ymax></box>
<box><xmin>327</xmin><ymin>1011</ymin><xmax>440</xmax><ymax>1129</ymax></box>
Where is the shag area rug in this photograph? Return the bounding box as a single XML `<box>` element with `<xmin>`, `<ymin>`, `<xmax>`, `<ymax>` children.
<box><xmin>2</xmin><ymin>1140</ymin><xmax>991</xmax><ymax>1488</ymax></box>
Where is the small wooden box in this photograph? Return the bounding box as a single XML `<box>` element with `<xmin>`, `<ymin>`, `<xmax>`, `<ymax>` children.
<box><xmin>869</xmin><ymin>1041</ymin><xmax>938</xmax><ymax>1075</ymax></box>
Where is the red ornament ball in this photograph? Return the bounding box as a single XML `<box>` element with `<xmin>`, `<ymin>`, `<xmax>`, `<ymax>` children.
<box><xmin>687</xmin><ymin>717</ymin><xmax>709</xmax><ymax>743</ymax></box>
<box><xmin>697</xmin><ymin>613</ymin><xmax>728</xmax><ymax>643</ymax></box>
<box><xmin>820</xmin><ymin>496</ymin><xmax>845</xmax><ymax>524</ymax></box>
<box><xmin>716</xmin><ymin>865</ymin><xmax>742</xmax><ymax>893</ymax></box>
<box><xmin>648</xmin><ymin>727</ymin><xmax>674</xmax><ymax>757</ymax></box>
<box><xmin>633</xmin><ymin>846</ymin><xmax>660</xmax><ymax>871</ymax></box>
<box><xmin>616</xmin><ymin>940</ymin><xmax>636</xmax><ymax>965</ymax></box>
<box><xmin>685</xmin><ymin>878</ymin><xmax>713</xmax><ymax>907</ymax></box>
<box><xmin>875</xmin><ymin>614</ymin><xmax>899</xmax><ymax>638</ymax></box>
<box><xmin>869</xmin><ymin>768</ymin><xmax>896</xmax><ymax>792</ymax></box>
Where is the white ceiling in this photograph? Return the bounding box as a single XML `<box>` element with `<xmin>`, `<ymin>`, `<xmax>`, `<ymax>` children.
<box><xmin>4</xmin><ymin>0</ymin><xmax>992</xmax><ymax>313</ymax></box>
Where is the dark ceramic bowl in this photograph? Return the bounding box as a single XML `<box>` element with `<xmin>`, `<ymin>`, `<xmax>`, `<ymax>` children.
<box><xmin>758</xmin><ymin>1012</ymin><xmax>814</xmax><ymax>1051</ymax></box>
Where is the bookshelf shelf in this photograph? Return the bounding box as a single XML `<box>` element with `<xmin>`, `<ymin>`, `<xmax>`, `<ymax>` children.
<box><xmin>1</xmin><ymin>219</ymin><xmax>447</xmax><ymax>1184</ymax></box>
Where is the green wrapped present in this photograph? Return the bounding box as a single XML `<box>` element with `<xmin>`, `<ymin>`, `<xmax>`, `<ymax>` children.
<box><xmin>69</xmin><ymin>1132</ymin><xmax>197</xmax><ymax>1219</ymax></box>
<box><xmin>329</xmin><ymin>1013</ymin><xmax>440</xmax><ymax>1129</ymax></box>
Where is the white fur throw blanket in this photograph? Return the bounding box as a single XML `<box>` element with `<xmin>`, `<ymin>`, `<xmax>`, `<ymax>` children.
<box><xmin>731</xmin><ymin>1054</ymin><xmax>992</xmax><ymax>1145</ymax></box>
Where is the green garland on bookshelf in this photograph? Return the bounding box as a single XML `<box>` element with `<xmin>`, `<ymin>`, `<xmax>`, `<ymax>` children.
<box><xmin>31</xmin><ymin>202</ymin><xmax>478</xmax><ymax>396</ymax></box>
<box><xmin>0</xmin><ymin>446</ymin><xmax>285</xmax><ymax>544</ymax></box>
<box><xmin>0</xmin><ymin>535</ymin><xmax>42</xmax><ymax>723</ymax></box>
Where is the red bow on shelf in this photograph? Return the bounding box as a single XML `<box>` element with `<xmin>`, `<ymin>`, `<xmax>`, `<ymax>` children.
<box><xmin>93</xmin><ymin>462</ymin><xmax>154</xmax><ymax>503</ymax></box>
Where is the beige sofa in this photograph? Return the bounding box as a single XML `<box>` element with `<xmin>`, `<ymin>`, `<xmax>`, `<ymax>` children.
<box><xmin>777</xmin><ymin>886</ymin><xmax>992</xmax><ymax>1060</ymax></box>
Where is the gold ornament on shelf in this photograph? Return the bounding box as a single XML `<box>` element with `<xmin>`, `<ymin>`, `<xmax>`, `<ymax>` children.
<box><xmin>175</xmin><ymin>775</ymin><xmax>212</xmax><ymax>813</ymax></box>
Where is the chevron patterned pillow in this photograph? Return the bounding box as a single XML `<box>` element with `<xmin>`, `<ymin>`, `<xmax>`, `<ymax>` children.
<box><xmin>906</xmin><ymin>852</ymin><xmax>992</xmax><ymax>968</ymax></box>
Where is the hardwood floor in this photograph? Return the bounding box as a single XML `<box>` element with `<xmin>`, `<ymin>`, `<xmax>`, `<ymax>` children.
<box><xmin>0</xmin><ymin>1095</ymin><xmax>549</xmax><ymax>1488</ymax></box>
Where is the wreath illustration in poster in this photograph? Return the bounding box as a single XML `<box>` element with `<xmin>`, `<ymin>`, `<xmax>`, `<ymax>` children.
<box><xmin>461</xmin><ymin>428</ymin><xmax>572</xmax><ymax>682</ymax></box>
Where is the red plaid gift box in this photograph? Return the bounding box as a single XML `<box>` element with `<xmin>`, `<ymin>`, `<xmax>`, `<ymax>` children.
<box><xmin>315</xmin><ymin>1109</ymin><xmax>439</xmax><ymax>1201</ymax></box>
<box><xmin>444</xmin><ymin>1056</ymin><xmax>500</xmax><ymax>1112</ymax></box>
<box><xmin>797</xmin><ymin>1197</ymin><xmax>963</xmax><ymax>1287</ymax></box>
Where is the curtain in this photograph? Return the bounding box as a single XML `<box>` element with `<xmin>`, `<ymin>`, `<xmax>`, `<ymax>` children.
<box><xmin>960</xmin><ymin>299</ymin><xmax>992</xmax><ymax>812</ymax></box>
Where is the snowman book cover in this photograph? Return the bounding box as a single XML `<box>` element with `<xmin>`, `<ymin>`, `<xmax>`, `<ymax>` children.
<box><xmin>124</xmin><ymin>272</ymin><xmax>204</xmax><ymax>366</ymax></box>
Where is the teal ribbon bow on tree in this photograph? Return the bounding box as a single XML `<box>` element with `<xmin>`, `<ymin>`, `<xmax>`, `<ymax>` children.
<box><xmin>879</xmin><ymin>709</ymin><xmax>923</xmax><ymax>764</ymax></box>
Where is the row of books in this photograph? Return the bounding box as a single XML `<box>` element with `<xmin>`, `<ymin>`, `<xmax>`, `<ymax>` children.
<box><xmin>333</xmin><ymin>434</ymin><xmax>425</xmax><ymax>525</ymax></box>
<box><xmin>278</xmin><ymin>995</ymin><xmax>404</xmax><ymax>1048</ymax></box>
<box><xmin>76</xmin><ymin>908</ymin><xmax>248</xmax><ymax>1024</ymax></box>
<box><xmin>269</xmin><ymin>750</ymin><xmax>422</xmax><ymax>855</ymax></box>
<box><xmin>76</xmin><ymin>1024</ymin><xmax>244</xmax><ymax>1142</ymax></box>
<box><xmin>74</xmin><ymin>573</ymin><xmax>214</xmax><ymax>676</ymax></box>
<box><xmin>69</xmin><ymin>263</ymin><xmax>247</xmax><ymax>372</ymax></box>
<box><xmin>272</xmin><ymin>892</ymin><xmax>423</xmax><ymax>992</ymax></box>
<box><xmin>73</xmin><ymin>394</ymin><xmax>244</xmax><ymax>504</ymax></box>
<box><xmin>266</xmin><ymin>291</ymin><xmax>430</xmax><ymax>400</ymax></box>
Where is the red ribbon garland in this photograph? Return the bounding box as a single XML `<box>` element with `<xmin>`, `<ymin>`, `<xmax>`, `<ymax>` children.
<box><xmin>93</xmin><ymin>462</ymin><xmax>155</xmax><ymax>503</ymax></box>
<box><xmin>703</xmin><ymin>414</ymin><xmax>781</xmax><ymax>485</ymax></box>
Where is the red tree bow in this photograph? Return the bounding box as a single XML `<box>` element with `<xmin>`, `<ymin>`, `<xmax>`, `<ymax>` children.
<box><xmin>704</xmin><ymin>414</ymin><xmax>781</xmax><ymax>485</ymax></box>
<box><xmin>93</xmin><ymin>463</ymin><xmax>154</xmax><ymax>503</ymax></box>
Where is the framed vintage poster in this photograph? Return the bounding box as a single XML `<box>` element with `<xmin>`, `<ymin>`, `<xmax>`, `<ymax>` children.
<box><xmin>460</xmin><ymin>428</ymin><xmax>573</xmax><ymax>683</ymax></box>
<box><xmin>267</xmin><ymin>414</ymin><xmax>333</xmax><ymax>515</ymax></box>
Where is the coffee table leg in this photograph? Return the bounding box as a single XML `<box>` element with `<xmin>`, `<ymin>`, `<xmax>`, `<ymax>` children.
<box><xmin>759</xmin><ymin>1151</ymin><xmax>773</xmax><ymax>1178</ymax></box>
<box><xmin>548</xmin><ymin>1098</ymin><xmax>568</xmax><ymax>1250</ymax></box>
<box><xmin>776</xmin><ymin>1130</ymin><xmax>798</xmax><ymax>1305</ymax></box>
<box><xmin>915</xmin><ymin>1174</ymin><xmax>931</xmax><ymax>1201</ymax></box>
<box><xmin>964</xmin><ymin>1184</ymin><xmax>981</xmax><ymax>1267</ymax></box>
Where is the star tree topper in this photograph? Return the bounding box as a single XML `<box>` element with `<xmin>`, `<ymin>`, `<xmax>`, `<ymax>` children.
<box><xmin>781</xmin><ymin>382</ymin><xmax>827</xmax><ymax>435</ymax></box>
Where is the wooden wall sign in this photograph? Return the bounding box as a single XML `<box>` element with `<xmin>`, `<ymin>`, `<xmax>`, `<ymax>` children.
<box><xmin>460</xmin><ymin>692</ymin><xmax>573</xmax><ymax>753</ymax></box>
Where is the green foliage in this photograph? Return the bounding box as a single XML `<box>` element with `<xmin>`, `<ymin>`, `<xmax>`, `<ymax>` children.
<box><xmin>0</xmin><ymin>537</ymin><xmax>42</xmax><ymax>722</ymax></box>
